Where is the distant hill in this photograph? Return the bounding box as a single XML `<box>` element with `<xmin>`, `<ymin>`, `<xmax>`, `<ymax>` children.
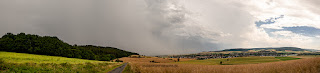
<box><xmin>0</xmin><ymin>33</ymin><xmax>138</xmax><ymax>61</ymax></box>
<box><xmin>222</xmin><ymin>47</ymin><xmax>308</xmax><ymax>51</ymax></box>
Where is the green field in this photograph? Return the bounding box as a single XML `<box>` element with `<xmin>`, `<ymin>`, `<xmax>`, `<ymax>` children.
<box><xmin>0</xmin><ymin>51</ymin><xmax>122</xmax><ymax>73</ymax></box>
<box><xmin>173</xmin><ymin>57</ymin><xmax>301</xmax><ymax>65</ymax></box>
<box><xmin>0</xmin><ymin>51</ymin><xmax>106</xmax><ymax>64</ymax></box>
<box><xmin>275</xmin><ymin>57</ymin><xmax>301</xmax><ymax>61</ymax></box>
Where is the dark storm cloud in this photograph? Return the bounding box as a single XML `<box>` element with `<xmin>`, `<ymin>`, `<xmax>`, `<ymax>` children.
<box><xmin>0</xmin><ymin>0</ymin><xmax>229</xmax><ymax>55</ymax></box>
<box><xmin>4</xmin><ymin>0</ymin><xmax>299</xmax><ymax>55</ymax></box>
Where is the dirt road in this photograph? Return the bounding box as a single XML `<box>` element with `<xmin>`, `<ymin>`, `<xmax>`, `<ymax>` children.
<box><xmin>108</xmin><ymin>63</ymin><xmax>127</xmax><ymax>73</ymax></box>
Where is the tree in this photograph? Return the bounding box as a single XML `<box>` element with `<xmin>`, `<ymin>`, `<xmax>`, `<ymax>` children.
<box><xmin>0</xmin><ymin>33</ymin><xmax>139</xmax><ymax>61</ymax></box>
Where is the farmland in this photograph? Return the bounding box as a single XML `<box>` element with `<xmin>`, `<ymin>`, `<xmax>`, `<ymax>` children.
<box><xmin>120</xmin><ymin>57</ymin><xmax>194</xmax><ymax>63</ymax></box>
<box><xmin>123</xmin><ymin>56</ymin><xmax>320</xmax><ymax>73</ymax></box>
<box><xmin>0</xmin><ymin>51</ymin><xmax>105</xmax><ymax>64</ymax></box>
<box><xmin>275</xmin><ymin>57</ymin><xmax>301</xmax><ymax>61</ymax></box>
<box><xmin>0</xmin><ymin>51</ymin><xmax>122</xmax><ymax>73</ymax></box>
<box><xmin>173</xmin><ymin>57</ymin><xmax>295</xmax><ymax>65</ymax></box>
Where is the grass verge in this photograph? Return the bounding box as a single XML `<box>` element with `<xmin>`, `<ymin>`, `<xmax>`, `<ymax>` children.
<box><xmin>123</xmin><ymin>63</ymin><xmax>133</xmax><ymax>73</ymax></box>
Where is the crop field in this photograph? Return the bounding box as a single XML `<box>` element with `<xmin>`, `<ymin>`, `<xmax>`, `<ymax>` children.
<box><xmin>0</xmin><ymin>51</ymin><xmax>122</xmax><ymax>73</ymax></box>
<box><xmin>173</xmin><ymin>57</ymin><xmax>301</xmax><ymax>65</ymax></box>
<box><xmin>120</xmin><ymin>57</ymin><xmax>194</xmax><ymax>63</ymax></box>
<box><xmin>123</xmin><ymin>56</ymin><xmax>320</xmax><ymax>73</ymax></box>
<box><xmin>173</xmin><ymin>57</ymin><xmax>281</xmax><ymax>65</ymax></box>
<box><xmin>124</xmin><ymin>57</ymin><xmax>320</xmax><ymax>73</ymax></box>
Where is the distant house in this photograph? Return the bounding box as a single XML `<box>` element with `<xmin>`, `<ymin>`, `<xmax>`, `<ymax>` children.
<box><xmin>285</xmin><ymin>50</ymin><xmax>293</xmax><ymax>52</ymax></box>
<box><xmin>258</xmin><ymin>50</ymin><xmax>276</xmax><ymax>53</ymax></box>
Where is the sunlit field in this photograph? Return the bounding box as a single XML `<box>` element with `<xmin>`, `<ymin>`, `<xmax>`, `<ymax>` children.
<box><xmin>0</xmin><ymin>51</ymin><xmax>122</xmax><ymax>73</ymax></box>
<box><xmin>0</xmin><ymin>51</ymin><xmax>106</xmax><ymax>64</ymax></box>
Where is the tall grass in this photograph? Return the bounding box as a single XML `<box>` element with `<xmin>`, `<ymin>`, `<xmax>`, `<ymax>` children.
<box><xmin>0</xmin><ymin>51</ymin><xmax>104</xmax><ymax>64</ymax></box>
<box><xmin>0</xmin><ymin>61</ymin><xmax>122</xmax><ymax>73</ymax></box>
<box><xmin>0</xmin><ymin>51</ymin><xmax>122</xmax><ymax>73</ymax></box>
<box><xmin>119</xmin><ymin>57</ymin><xmax>194</xmax><ymax>63</ymax></box>
<box><xmin>124</xmin><ymin>58</ymin><xmax>320</xmax><ymax>73</ymax></box>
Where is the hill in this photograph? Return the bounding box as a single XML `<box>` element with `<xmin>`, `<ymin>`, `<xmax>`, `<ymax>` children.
<box><xmin>222</xmin><ymin>47</ymin><xmax>307</xmax><ymax>51</ymax></box>
<box><xmin>0</xmin><ymin>33</ymin><xmax>138</xmax><ymax>61</ymax></box>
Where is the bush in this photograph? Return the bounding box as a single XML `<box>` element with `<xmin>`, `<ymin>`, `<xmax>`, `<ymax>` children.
<box><xmin>115</xmin><ymin>59</ymin><xmax>123</xmax><ymax>62</ymax></box>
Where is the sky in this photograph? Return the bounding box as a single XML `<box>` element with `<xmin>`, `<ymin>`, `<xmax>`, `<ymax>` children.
<box><xmin>0</xmin><ymin>0</ymin><xmax>319</xmax><ymax>55</ymax></box>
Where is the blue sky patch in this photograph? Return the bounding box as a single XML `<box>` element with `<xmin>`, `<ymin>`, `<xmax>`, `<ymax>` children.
<box><xmin>255</xmin><ymin>15</ymin><xmax>284</xmax><ymax>27</ymax></box>
<box><xmin>255</xmin><ymin>15</ymin><xmax>320</xmax><ymax>37</ymax></box>
<box><xmin>282</xmin><ymin>26</ymin><xmax>320</xmax><ymax>37</ymax></box>
<box><xmin>263</xmin><ymin>26</ymin><xmax>320</xmax><ymax>37</ymax></box>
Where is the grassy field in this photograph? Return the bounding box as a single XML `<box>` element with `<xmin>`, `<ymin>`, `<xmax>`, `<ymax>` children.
<box><xmin>0</xmin><ymin>51</ymin><xmax>106</xmax><ymax>64</ymax></box>
<box><xmin>275</xmin><ymin>57</ymin><xmax>301</xmax><ymax>61</ymax></box>
<box><xmin>291</xmin><ymin>55</ymin><xmax>320</xmax><ymax>58</ymax></box>
<box><xmin>0</xmin><ymin>51</ymin><xmax>122</xmax><ymax>73</ymax></box>
<box><xmin>124</xmin><ymin>57</ymin><xmax>320</xmax><ymax>73</ymax></box>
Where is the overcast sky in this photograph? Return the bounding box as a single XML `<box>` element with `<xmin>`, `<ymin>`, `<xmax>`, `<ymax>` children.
<box><xmin>0</xmin><ymin>0</ymin><xmax>319</xmax><ymax>55</ymax></box>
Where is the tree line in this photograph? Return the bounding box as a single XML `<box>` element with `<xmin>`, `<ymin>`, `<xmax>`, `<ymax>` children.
<box><xmin>0</xmin><ymin>33</ymin><xmax>138</xmax><ymax>61</ymax></box>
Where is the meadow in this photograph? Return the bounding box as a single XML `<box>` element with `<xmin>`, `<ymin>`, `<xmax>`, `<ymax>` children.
<box><xmin>0</xmin><ymin>51</ymin><xmax>122</xmax><ymax>73</ymax></box>
<box><xmin>0</xmin><ymin>51</ymin><xmax>106</xmax><ymax>64</ymax></box>
<box><xmin>123</xmin><ymin>56</ymin><xmax>320</xmax><ymax>73</ymax></box>
<box><xmin>275</xmin><ymin>57</ymin><xmax>301</xmax><ymax>61</ymax></box>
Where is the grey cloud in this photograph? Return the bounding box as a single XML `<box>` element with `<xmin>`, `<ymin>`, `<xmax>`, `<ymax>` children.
<box><xmin>300</xmin><ymin>0</ymin><xmax>320</xmax><ymax>15</ymax></box>
<box><xmin>0</xmin><ymin>0</ymin><xmax>256</xmax><ymax>55</ymax></box>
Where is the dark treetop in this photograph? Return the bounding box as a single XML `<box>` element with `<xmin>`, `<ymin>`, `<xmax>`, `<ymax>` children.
<box><xmin>0</xmin><ymin>33</ymin><xmax>138</xmax><ymax>61</ymax></box>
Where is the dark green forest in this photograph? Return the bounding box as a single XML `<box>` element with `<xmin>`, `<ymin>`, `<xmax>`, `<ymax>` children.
<box><xmin>0</xmin><ymin>33</ymin><xmax>138</xmax><ymax>61</ymax></box>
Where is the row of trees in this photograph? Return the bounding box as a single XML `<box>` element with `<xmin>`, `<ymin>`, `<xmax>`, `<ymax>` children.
<box><xmin>0</xmin><ymin>33</ymin><xmax>138</xmax><ymax>61</ymax></box>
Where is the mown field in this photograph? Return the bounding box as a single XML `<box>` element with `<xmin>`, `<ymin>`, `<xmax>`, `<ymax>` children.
<box><xmin>123</xmin><ymin>56</ymin><xmax>320</xmax><ymax>73</ymax></box>
<box><xmin>0</xmin><ymin>51</ymin><xmax>122</xmax><ymax>73</ymax></box>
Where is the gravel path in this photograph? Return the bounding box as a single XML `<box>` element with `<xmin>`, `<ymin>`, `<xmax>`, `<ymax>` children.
<box><xmin>108</xmin><ymin>63</ymin><xmax>127</xmax><ymax>73</ymax></box>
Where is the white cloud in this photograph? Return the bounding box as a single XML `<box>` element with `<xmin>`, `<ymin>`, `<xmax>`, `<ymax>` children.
<box><xmin>243</xmin><ymin>0</ymin><xmax>320</xmax><ymax>29</ymax></box>
<box><xmin>225</xmin><ymin>0</ymin><xmax>320</xmax><ymax>50</ymax></box>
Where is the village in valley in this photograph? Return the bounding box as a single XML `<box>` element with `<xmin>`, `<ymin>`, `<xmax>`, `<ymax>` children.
<box><xmin>158</xmin><ymin>47</ymin><xmax>319</xmax><ymax>60</ymax></box>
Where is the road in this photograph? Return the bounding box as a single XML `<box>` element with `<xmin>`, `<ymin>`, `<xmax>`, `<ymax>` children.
<box><xmin>108</xmin><ymin>63</ymin><xmax>128</xmax><ymax>73</ymax></box>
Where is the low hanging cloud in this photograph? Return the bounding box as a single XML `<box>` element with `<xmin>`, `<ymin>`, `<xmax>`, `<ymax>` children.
<box><xmin>0</xmin><ymin>0</ymin><xmax>319</xmax><ymax>55</ymax></box>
